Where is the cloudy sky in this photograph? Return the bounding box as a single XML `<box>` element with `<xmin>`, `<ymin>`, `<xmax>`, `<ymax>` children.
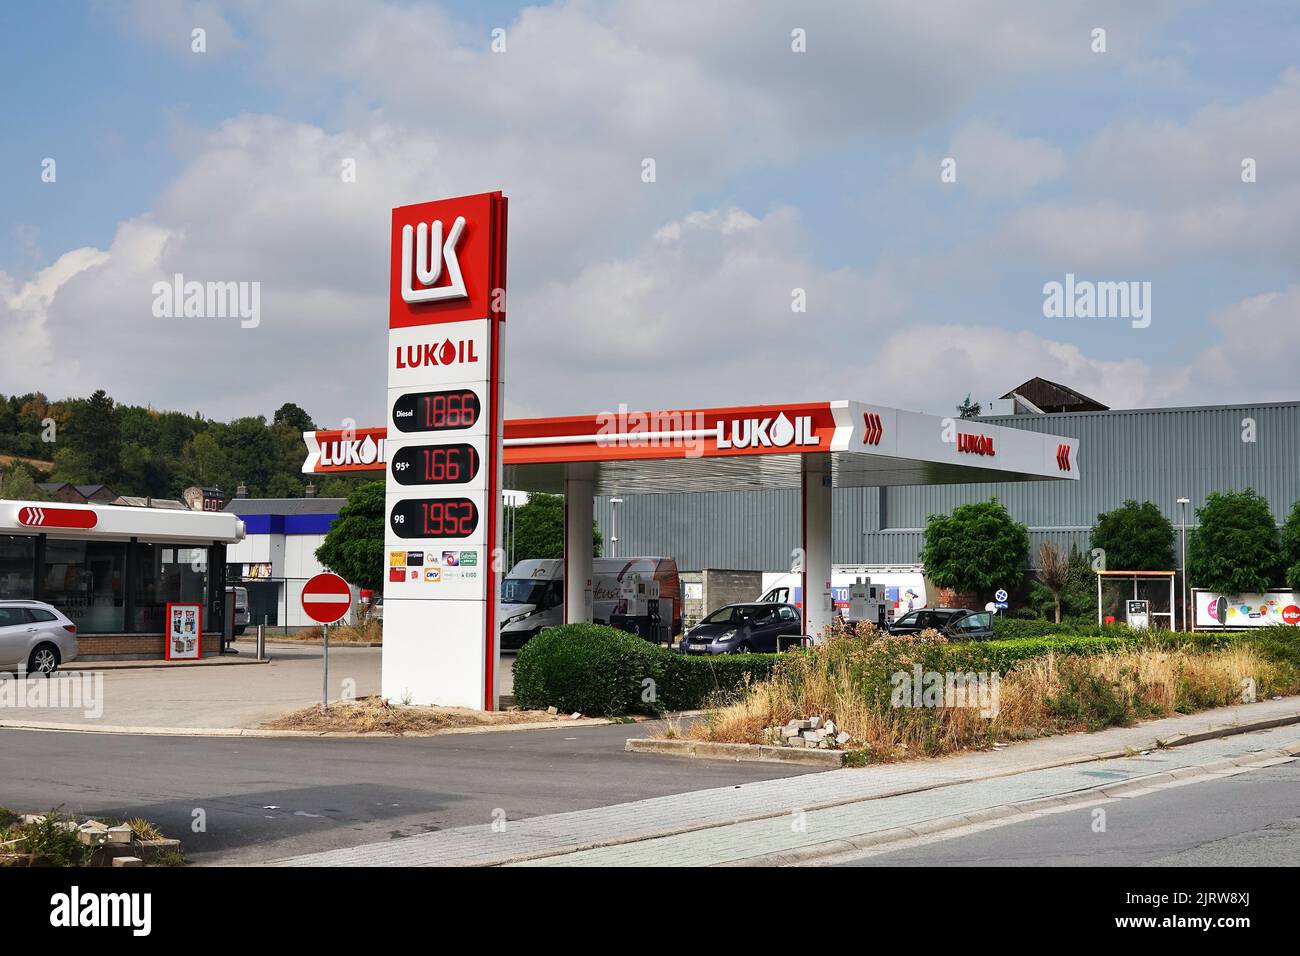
<box><xmin>3</xmin><ymin>0</ymin><xmax>1299</xmax><ymax>430</ymax></box>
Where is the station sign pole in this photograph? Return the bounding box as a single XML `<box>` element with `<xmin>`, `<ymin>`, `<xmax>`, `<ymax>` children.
<box><xmin>381</xmin><ymin>191</ymin><xmax>508</xmax><ymax>710</ymax></box>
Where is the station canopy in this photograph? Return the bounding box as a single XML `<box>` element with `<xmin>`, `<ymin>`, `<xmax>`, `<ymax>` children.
<box><xmin>303</xmin><ymin>399</ymin><xmax>1080</xmax><ymax>496</ymax></box>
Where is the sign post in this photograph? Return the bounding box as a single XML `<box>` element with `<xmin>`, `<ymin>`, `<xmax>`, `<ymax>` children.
<box><xmin>382</xmin><ymin>191</ymin><xmax>508</xmax><ymax>710</ymax></box>
<box><xmin>302</xmin><ymin>572</ymin><xmax>352</xmax><ymax>708</ymax></box>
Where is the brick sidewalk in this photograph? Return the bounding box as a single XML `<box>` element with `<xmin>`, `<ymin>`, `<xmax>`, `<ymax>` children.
<box><xmin>272</xmin><ymin>696</ymin><xmax>1300</xmax><ymax>867</ymax></box>
<box><xmin>518</xmin><ymin>724</ymin><xmax>1300</xmax><ymax>866</ymax></box>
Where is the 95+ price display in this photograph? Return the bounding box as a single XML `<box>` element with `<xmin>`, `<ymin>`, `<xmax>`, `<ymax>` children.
<box><xmin>390</xmin><ymin>443</ymin><xmax>479</xmax><ymax>487</ymax></box>
<box><xmin>392</xmin><ymin>388</ymin><xmax>481</xmax><ymax>434</ymax></box>
<box><xmin>390</xmin><ymin>497</ymin><xmax>480</xmax><ymax>540</ymax></box>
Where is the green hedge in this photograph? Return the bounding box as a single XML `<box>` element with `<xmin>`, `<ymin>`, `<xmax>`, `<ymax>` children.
<box><xmin>512</xmin><ymin>623</ymin><xmax>1300</xmax><ymax>717</ymax></box>
<box><xmin>511</xmin><ymin>624</ymin><xmax>777</xmax><ymax>716</ymax></box>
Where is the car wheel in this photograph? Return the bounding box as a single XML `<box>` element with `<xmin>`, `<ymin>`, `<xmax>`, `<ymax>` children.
<box><xmin>734</xmin><ymin>641</ymin><xmax>753</xmax><ymax>654</ymax></box>
<box><xmin>28</xmin><ymin>643</ymin><xmax>60</xmax><ymax>676</ymax></box>
<box><xmin>235</xmin><ymin>626</ymin><xmax>247</xmax><ymax>636</ymax></box>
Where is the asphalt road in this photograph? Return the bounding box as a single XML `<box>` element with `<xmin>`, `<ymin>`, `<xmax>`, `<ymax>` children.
<box><xmin>842</xmin><ymin>759</ymin><xmax>1300</xmax><ymax>867</ymax></box>
<box><xmin>0</xmin><ymin>722</ymin><xmax>818</xmax><ymax>864</ymax></box>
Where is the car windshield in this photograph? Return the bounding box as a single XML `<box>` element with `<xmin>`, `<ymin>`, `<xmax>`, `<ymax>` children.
<box><xmin>702</xmin><ymin>605</ymin><xmax>767</xmax><ymax>625</ymax></box>
<box><xmin>501</xmin><ymin>579</ymin><xmax>548</xmax><ymax>605</ymax></box>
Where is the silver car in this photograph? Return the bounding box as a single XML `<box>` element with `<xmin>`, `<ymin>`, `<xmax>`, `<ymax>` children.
<box><xmin>0</xmin><ymin>600</ymin><xmax>79</xmax><ymax>675</ymax></box>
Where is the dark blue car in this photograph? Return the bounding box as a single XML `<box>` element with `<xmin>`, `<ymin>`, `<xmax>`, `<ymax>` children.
<box><xmin>680</xmin><ymin>603</ymin><xmax>803</xmax><ymax>654</ymax></box>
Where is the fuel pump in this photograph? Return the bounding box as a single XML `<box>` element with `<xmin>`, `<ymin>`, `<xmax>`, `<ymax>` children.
<box><xmin>847</xmin><ymin>577</ymin><xmax>887</xmax><ymax>627</ymax></box>
<box><xmin>1126</xmin><ymin>599</ymin><xmax>1151</xmax><ymax>630</ymax></box>
<box><xmin>611</xmin><ymin>573</ymin><xmax>667</xmax><ymax>644</ymax></box>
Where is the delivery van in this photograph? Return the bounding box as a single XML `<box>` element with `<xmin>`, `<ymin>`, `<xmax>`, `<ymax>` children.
<box><xmin>758</xmin><ymin>565</ymin><xmax>930</xmax><ymax>624</ymax></box>
<box><xmin>499</xmin><ymin>556</ymin><xmax>681</xmax><ymax>649</ymax></box>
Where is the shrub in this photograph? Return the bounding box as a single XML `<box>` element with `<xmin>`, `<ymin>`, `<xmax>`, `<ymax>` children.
<box><xmin>1186</xmin><ymin>489</ymin><xmax>1282</xmax><ymax>594</ymax></box>
<box><xmin>511</xmin><ymin>624</ymin><xmax>776</xmax><ymax>716</ymax></box>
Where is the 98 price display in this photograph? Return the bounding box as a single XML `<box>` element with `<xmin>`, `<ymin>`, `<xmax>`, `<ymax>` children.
<box><xmin>389</xmin><ymin>497</ymin><xmax>480</xmax><ymax>540</ymax></box>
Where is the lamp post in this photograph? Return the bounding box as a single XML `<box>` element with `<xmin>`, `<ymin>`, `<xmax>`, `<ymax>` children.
<box><xmin>609</xmin><ymin>497</ymin><xmax>623</xmax><ymax>557</ymax></box>
<box><xmin>1177</xmin><ymin>497</ymin><xmax>1190</xmax><ymax>631</ymax></box>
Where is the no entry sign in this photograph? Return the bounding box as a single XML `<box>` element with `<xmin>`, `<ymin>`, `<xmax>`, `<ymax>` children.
<box><xmin>301</xmin><ymin>572</ymin><xmax>352</xmax><ymax>625</ymax></box>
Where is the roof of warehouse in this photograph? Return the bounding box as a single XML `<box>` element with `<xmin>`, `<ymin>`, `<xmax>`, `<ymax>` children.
<box><xmin>224</xmin><ymin>498</ymin><xmax>345</xmax><ymax>516</ymax></box>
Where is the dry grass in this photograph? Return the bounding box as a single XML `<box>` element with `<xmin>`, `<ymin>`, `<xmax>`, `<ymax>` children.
<box><xmin>261</xmin><ymin>694</ymin><xmax>568</xmax><ymax>735</ymax></box>
<box><xmin>681</xmin><ymin>633</ymin><xmax>1297</xmax><ymax>763</ymax></box>
<box><xmin>284</xmin><ymin>620</ymin><xmax>383</xmax><ymax>643</ymax></box>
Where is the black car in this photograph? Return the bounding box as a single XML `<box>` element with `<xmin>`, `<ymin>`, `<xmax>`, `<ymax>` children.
<box><xmin>680</xmin><ymin>603</ymin><xmax>802</xmax><ymax>654</ymax></box>
<box><xmin>887</xmin><ymin>607</ymin><xmax>995</xmax><ymax>640</ymax></box>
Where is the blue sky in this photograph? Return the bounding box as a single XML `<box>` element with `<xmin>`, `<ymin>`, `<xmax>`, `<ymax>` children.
<box><xmin>4</xmin><ymin>1</ymin><xmax>1300</xmax><ymax>426</ymax></box>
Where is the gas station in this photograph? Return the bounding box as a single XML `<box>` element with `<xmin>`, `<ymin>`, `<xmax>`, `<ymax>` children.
<box><xmin>311</xmin><ymin>189</ymin><xmax>1082</xmax><ymax>713</ymax></box>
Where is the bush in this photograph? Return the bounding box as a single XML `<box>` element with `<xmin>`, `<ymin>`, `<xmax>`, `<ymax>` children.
<box><xmin>511</xmin><ymin>624</ymin><xmax>776</xmax><ymax>716</ymax></box>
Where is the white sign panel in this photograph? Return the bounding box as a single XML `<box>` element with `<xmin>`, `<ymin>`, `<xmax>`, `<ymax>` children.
<box><xmin>1194</xmin><ymin>590</ymin><xmax>1300</xmax><ymax>628</ymax></box>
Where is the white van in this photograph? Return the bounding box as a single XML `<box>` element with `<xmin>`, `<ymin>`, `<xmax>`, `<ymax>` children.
<box><xmin>758</xmin><ymin>565</ymin><xmax>930</xmax><ymax>624</ymax></box>
<box><xmin>499</xmin><ymin>556</ymin><xmax>681</xmax><ymax>648</ymax></box>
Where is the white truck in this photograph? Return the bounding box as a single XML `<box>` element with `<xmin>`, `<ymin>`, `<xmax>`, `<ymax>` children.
<box><xmin>499</xmin><ymin>556</ymin><xmax>681</xmax><ymax>649</ymax></box>
<box><xmin>757</xmin><ymin>565</ymin><xmax>930</xmax><ymax>625</ymax></box>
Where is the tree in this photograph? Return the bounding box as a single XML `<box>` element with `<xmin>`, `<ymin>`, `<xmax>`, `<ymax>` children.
<box><xmin>179</xmin><ymin>431</ymin><xmax>232</xmax><ymax>490</ymax></box>
<box><xmin>1280</xmin><ymin>500</ymin><xmax>1300</xmax><ymax>591</ymax></box>
<box><xmin>920</xmin><ymin>498</ymin><xmax>1029</xmax><ymax>596</ymax></box>
<box><xmin>507</xmin><ymin>493</ymin><xmax>602</xmax><ymax>563</ymax></box>
<box><xmin>1186</xmin><ymin>489</ymin><xmax>1281</xmax><ymax>594</ymax></box>
<box><xmin>65</xmin><ymin>389</ymin><xmax>121</xmax><ymax>483</ymax></box>
<box><xmin>272</xmin><ymin>402</ymin><xmax>316</xmax><ymax>435</ymax></box>
<box><xmin>315</xmin><ymin>481</ymin><xmax>385</xmax><ymax>592</ymax></box>
<box><xmin>1027</xmin><ymin>544</ymin><xmax>1096</xmax><ymax>622</ymax></box>
<box><xmin>1090</xmin><ymin>499</ymin><xmax>1175</xmax><ymax>571</ymax></box>
<box><xmin>1033</xmin><ymin>541</ymin><xmax>1070</xmax><ymax>623</ymax></box>
<box><xmin>0</xmin><ymin>462</ymin><xmax>53</xmax><ymax>501</ymax></box>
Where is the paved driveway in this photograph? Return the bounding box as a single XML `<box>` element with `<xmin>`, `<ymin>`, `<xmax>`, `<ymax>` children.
<box><xmin>2</xmin><ymin>644</ymin><xmax>522</xmax><ymax>731</ymax></box>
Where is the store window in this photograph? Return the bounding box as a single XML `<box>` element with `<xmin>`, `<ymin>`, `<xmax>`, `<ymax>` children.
<box><xmin>0</xmin><ymin>535</ymin><xmax>36</xmax><ymax>600</ymax></box>
<box><xmin>134</xmin><ymin>543</ymin><xmax>211</xmax><ymax>634</ymax></box>
<box><xmin>42</xmin><ymin>539</ymin><xmax>127</xmax><ymax>633</ymax></box>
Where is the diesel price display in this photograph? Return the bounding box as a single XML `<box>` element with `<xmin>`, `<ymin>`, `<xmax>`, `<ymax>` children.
<box><xmin>392</xmin><ymin>388</ymin><xmax>482</xmax><ymax>433</ymax></box>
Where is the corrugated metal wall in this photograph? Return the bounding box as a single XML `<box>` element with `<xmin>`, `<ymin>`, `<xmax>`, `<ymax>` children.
<box><xmin>596</xmin><ymin>402</ymin><xmax>1300</xmax><ymax>572</ymax></box>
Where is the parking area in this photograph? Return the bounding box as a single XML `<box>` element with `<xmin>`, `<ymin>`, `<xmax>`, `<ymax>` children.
<box><xmin>0</xmin><ymin>645</ymin><xmax>529</xmax><ymax>732</ymax></box>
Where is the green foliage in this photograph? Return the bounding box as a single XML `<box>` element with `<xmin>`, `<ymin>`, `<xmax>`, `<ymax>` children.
<box><xmin>0</xmin><ymin>390</ymin><xmax>322</xmax><ymax>500</ymax></box>
<box><xmin>0</xmin><ymin>462</ymin><xmax>54</xmax><ymax>501</ymax></box>
<box><xmin>314</xmin><ymin>481</ymin><xmax>385</xmax><ymax>592</ymax></box>
<box><xmin>512</xmin><ymin>624</ymin><xmax>775</xmax><ymax>716</ymax></box>
<box><xmin>15</xmin><ymin>810</ymin><xmax>85</xmax><ymax>866</ymax></box>
<box><xmin>508</xmin><ymin>493</ymin><xmax>601</xmax><ymax>561</ymax></box>
<box><xmin>920</xmin><ymin>498</ymin><xmax>1029</xmax><ymax>594</ymax></box>
<box><xmin>1186</xmin><ymin>489</ymin><xmax>1281</xmax><ymax>594</ymax></box>
<box><xmin>1090</xmin><ymin>500</ymin><xmax>1176</xmax><ymax>571</ymax></box>
<box><xmin>1025</xmin><ymin>547</ymin><xmax>1097</xmax><ymax>624</ymax></box>
<box><xmin>1281</xmin><ymin>500</ymin><xmax>1300</xmax><ymax>591</ymax></box>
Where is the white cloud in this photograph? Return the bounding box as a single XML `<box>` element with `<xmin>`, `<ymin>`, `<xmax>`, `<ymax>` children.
<box><xmin>926</xmin><ymin>120</ymin><xmax>1066</xmax><ymax>199</ymax></box>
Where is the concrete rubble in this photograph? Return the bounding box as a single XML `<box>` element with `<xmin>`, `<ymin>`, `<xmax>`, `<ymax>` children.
<box><xmin>765</xmin><ymin>716</ymin><xmax>853</xmax><ymax>750</ymax></box>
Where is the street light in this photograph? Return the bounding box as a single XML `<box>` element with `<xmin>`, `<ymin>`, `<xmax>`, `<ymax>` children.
<box><xmin>1177</xmin><ymin>497</ymin><xmax>1191</xmax><ymax>631</ymax></box>
<box><xmin>609</xmin><ymin>497</ymin><xmax>623</xmax><ymax>557</ymax></box>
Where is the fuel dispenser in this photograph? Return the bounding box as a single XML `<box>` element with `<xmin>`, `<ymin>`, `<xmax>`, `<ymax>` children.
<box><xmin>847</xmin><ymin>577</ymin><xmax>887</xmax><ymax>627</ymax></box>
<box><xmin>1126</xmin><ymin>599</ymin><xmax>1151</xmax><ymax>630</ymax></box>
<box><xmin>610</xmin><ymin>573</ymin><xmax>669</xmax><ymax>644</ymax></box>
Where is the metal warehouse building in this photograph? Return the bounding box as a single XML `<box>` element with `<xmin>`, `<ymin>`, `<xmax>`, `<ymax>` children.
<box><xmin>593</xmin><ymin>379</ymin><xmax>1300</xmax><ymax>573</ymax></box>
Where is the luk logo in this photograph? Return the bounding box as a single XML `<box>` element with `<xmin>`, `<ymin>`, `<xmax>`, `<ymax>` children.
<box><xmin>319</xmin><ymin>434</ymin><xmax>386</xmax><ymax>467</ymax></box>
<box><xmin>395</xmin><ymin>338</ymin><xmax>479</xmax><ymax>370</ymax></box>
<box><xmin>716</xmin><ymin>413</ymin><xmax>819</xmax><ymax>450</ymax></box>
<box><xmin>401</xmin><ymin>216</ymin><xmax>468</xmax><ymax>304</ymax></box>
<box><xmin>956</xmin><ymin>432</ymin><xmax>995</xmax><ymax>456</ymax></box>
